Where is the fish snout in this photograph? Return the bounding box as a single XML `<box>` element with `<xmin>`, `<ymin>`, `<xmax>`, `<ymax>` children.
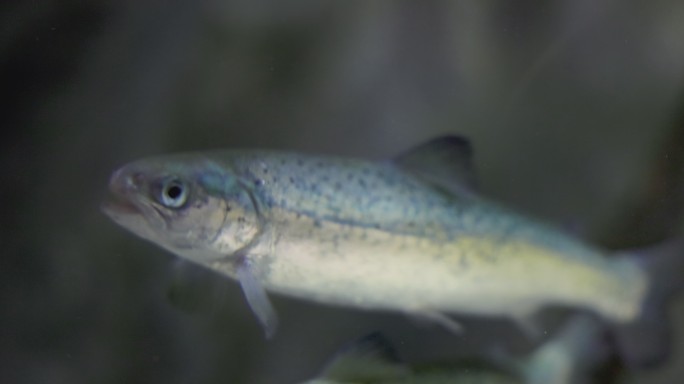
<box><xmin>102</xmin><ymin>166</ymin><xmax>150</xmax><ymax>218</ymax></box>
<box><xmin>109</xmin><ymin>167</ymin><xmax>146</xmax><ymax>197</ymax></box>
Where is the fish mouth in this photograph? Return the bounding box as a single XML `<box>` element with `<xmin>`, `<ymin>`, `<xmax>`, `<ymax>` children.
<box><xmin>100</xmin><ymin>181</ymin><xmax>150</xmax><ymax>231</ymax></box>
<box><xmin>101</xmin><ymin>195</ymin><xmax>141</xmax><ymax>218</ymax></box>
<box><xmin>102</xmin><ymin>189</ymin><xmax>169</xmax><ymax>235</ymax></box>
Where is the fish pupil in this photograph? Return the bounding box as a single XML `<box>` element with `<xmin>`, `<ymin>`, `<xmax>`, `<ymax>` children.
<box><xmin>166</xmin><ymin>185</ymin><xmax>182</xmax><ymax>199</ymax></box>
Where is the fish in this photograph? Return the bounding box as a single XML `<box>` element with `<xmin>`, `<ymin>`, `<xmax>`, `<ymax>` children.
<box><xmin>299</xmin><ymin>315</ymin><xmax>608</xmax><ymax>384</ymax></box>
<box><xmin>102</xmin><ymin>136</ymin><xmax>683</xmax><ymax>364</ymax></box>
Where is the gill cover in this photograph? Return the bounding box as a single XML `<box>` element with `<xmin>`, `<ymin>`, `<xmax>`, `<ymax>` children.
<box><xmin>196</xmin><ymin>168</ymin><xmax>262</xmax><ymax>256</ymax></box>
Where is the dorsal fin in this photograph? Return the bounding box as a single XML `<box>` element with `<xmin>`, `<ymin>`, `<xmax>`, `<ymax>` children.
<box><xmin>319</xmin><ymin>332</ymin><xmax>409</xmax><ymax>381</ymax></box>
<box><xmin>394</xmin><ymin>135</ymin><xmax>478</xmax><ymax>196</ymax></box>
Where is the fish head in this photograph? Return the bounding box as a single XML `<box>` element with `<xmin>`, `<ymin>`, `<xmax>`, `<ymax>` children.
<box><xmin>102</xmin><ymin>154</ymin><xmax>261</xmax><ymax>263</ymax></box>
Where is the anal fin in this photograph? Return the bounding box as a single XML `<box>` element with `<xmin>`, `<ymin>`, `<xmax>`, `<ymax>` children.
<box><xmin>408</xmin><ymin>310</ymin><xmax>464</xmax><ymax>334</ymax></box>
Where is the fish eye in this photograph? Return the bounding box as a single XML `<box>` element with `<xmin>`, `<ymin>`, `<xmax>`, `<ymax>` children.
<box><xmin>159</xmin><ymin>178</ymin><xmax>188</xmax><ymax>208</ymax></box>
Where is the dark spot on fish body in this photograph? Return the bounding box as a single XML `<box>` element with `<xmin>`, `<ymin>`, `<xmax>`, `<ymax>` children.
<box><xmin>325</xmin><ymin>232</ymin><xmax>342</xmax><ymax>251</ymax></box>
<box><xmin>459</xmin><ymin>253</ymin><xmax>470</xmax><ymax>269</ymax></box>
<box><xmin>482</xmin><ymin>250</ymin><xmax>498</xmax><ymax>263</ymax></box>
<box><xmin>191</xmin><ymin>198</ymin><xmax>203</xmax><ymax>209</ymax></box>
<box><xmin>458</xmin><ymin>211</ymin><xmax>476</xmax><ymax>229</ymax></box>
<box><xmin>314</xmin><ymin>220</ymin><xmax>322</xmax><ymax>228</ymax></box>
<box><xmin>408</xmin><ymin>195</ymin><xmax>419</xmax><ymax>207</ymax></box>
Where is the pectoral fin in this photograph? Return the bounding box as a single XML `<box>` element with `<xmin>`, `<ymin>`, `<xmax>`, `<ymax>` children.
<box><xmin>236</xmin><ymin>260</ymin><xmax>278</xmax><ymax>338</ymax></box>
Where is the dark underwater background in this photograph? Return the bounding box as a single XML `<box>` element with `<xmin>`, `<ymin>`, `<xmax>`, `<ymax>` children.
<box><xmin>3</xmin><ymin>1</ymin><xmax>684</xmax><ymax>383</ymax></box>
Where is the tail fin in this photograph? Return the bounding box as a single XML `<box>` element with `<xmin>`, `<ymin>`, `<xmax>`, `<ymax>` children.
<box><xmin>523</xmin><ymin>314</ymin><xmax>609</xmax><ymax>384</ymax></box>
<box><xmin>614</xmin><ymin>237</ymin><xmax>684</xmax><ymax>368</ymax></box>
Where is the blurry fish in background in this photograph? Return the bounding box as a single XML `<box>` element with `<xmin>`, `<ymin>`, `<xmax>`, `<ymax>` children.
<box><xmin>102</xmin><ymin>136</ymin><xmax>684</xmax><ymax>366</ymax></box>
<box><xmin>300</xmin><ymin>314</ymin><xmax>608</xmax><ymax>384</ymax></box>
